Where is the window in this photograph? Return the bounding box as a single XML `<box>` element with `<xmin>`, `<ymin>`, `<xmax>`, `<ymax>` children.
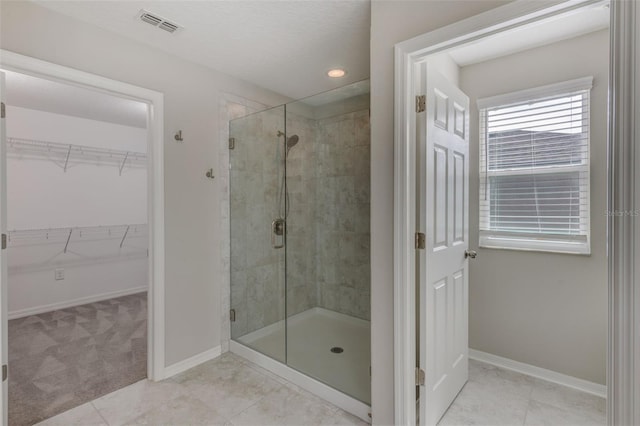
<box><xmin>478</xmin><ymin>77</ymin><xmax>592</xmax><ymax>254</ymax></box>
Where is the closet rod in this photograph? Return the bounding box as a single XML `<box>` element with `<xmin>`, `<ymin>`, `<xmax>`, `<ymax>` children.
<box><xmin>7</xmin><ymin>223</ymin><xmax>148</xmax><ymax>247</ymax></box>
<box><xmin>7</xmin><ymin>137</ymin><xmax>146</xmax><ymax>173</ymax></box>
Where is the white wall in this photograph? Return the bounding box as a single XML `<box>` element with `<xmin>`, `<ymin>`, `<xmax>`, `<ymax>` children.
<box><xmin>0</xmin><ymin>0</ymin><xmax>289</xmax><ymax>367</ymax></box>
<box><xmin>370</xmin><ymin>1</ymin><xmax>509</xmax><ymax>423</ymax></box>
<box><xmin>9</xmin><ymin>255</ymin><xmax>147</xmax><ymax>318</ymax></box>
<box><xmin>7</xmin><ymin>106</ymin><xmax>147</xmax><ymax>229</ymax></box>
<box><xmin>6</xmin><ymin>106</ymin><xmax>148</xmax><ymax>316</ymax></box>
<box><xmin>460</xmin><ymin>29</ymin><xmax>609</xmax><ymax>385</ymax></box>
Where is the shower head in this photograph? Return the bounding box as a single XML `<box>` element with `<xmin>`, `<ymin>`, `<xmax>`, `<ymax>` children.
<box><xmin>277</xmin><ymin>131</ymin><xmax>300</xmax><ymax>155</ymax></box>
<box><xmin>286</xmin><ymin>135</ymin><xmax>299</xmax><ymax>151</ymax></box>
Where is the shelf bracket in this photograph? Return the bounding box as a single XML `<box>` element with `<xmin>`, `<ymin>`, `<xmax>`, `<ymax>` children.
<box><xmin>63</xmin><ymin>145</ymin><xmax>72</xmax><ymax>172</ymax></box>
<box><xmin>120</xmin><ymin>225</ymin><xmax>130</xmax><ymax>248</ymax></box>
<box><xmin>63</xmin><ymin>228</ymin><xmax>73</xmax><ymax>253</ymax></box>
<box><xmin>119</xmin><ymin>152</ymin><xmax>130</xmax><ymax>176</ymax></box>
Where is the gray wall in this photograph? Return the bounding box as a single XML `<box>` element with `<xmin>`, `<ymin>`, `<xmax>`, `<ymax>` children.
<box><xmin>315</xmin><ymin>110</ymin><xmax>371</xmax><ymax>320</ymax></box>
<box><xmin>461</xmin><ymin>29</ymin><xmax>609</xmax><ymax>385</ymax></box>
<box><xmin>0</xmin><ymin>0</ymin><xmax>289</xmax><ymax>366</ymax></box>
<box><xmin>285</xmin><ymin>111</ymin><xmax>319</xmax><ymax>318</ymax></box>
<box><xmin>370</xmin><ymin>2</ymin><xmax>509</xmax><ymax>423</ymax></box>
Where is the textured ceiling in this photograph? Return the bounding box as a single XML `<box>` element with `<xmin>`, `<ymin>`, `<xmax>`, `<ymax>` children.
<box><xmin>4</xmin><ymin>70</ymin><xmax>148</xmax><ymax>128</ymax></box>
<box><xmin>33</xmin><ymin>1</ymin><xmax>371</xmax><ymax>100</ymax></box>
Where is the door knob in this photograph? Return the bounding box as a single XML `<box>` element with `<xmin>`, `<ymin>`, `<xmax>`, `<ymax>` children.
<box><xmin>465</xmin><ymin>250</ymin><xmax>477</xmax><ymax>259</ymax></box>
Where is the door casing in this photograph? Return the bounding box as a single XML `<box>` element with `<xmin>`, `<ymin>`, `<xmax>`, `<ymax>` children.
<box><xmin>0</xmin><ymin>52</ymin><xmax>167</xmax><ymax>420</ymax></box>
<box><xmin>393</xmin><ymin>0</ymin><xmax>638</xmax><ymax>425</ymax></box>
<box><xmin>0</xmin><ymin>70</ymin><xmax>7</xmax><ymax>426</ymax></box>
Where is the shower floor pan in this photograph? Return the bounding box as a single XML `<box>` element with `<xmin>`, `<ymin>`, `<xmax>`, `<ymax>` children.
<box><xmin>231</xmin><ymin>307</ymin><xmax>371</xmax><ymax>420</ymax></box>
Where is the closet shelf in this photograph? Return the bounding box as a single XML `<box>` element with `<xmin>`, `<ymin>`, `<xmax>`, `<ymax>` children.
<box><xmin>7</xmin><ymin>223</ymin><xmax>148</xmax><ymax>250</ymax></box>
<box><xmin>7</xmin><ymin>137</ymin><xmax>146</xmax><ymax>174</ymax></box>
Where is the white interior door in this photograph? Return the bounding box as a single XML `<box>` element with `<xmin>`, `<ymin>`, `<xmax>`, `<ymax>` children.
<box><xmin>0</xmin><ymin>70</ymin><xmax>8</xmax><ymax>426</ymax></box>
<box><xmin>418</xmin><ymin>63</ymin><xmax>470</xmax><ymax>426</ymax></box>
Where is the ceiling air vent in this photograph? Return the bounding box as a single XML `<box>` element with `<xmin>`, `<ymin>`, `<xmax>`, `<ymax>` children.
<box><xmin>137</xmin><ymin>10</ymin><xmax>181</xmax><ymax>34</ymax></box>
<box><xmin>158</xmin><ymin>21</ymin><xmax>179</xmax><ymax>33</ymax></box>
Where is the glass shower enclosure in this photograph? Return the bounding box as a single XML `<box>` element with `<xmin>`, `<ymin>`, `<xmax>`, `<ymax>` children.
<box><xmin>229</xmin><ymin>81</ymin><xmax>371</xmax><ymax>405</ymax></box>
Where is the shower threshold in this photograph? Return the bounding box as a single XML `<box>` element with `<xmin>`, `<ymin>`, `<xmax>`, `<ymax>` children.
<box><xmin>230</xmin><ymin>307</ymin><xmax>371</xmax><ymax>422</ymax></box>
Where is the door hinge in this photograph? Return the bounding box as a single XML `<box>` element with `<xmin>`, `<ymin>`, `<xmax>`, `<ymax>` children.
<box><xmin>228</xmin><ymin>137</ymin><xmax>235</xmax><ymax>150</ymax></box>
<box><xmin>415</xmin><ymin>232</ymin><xmax>425</xmax><ymax>250</ymax></box>
<box><xmin>1</xmin><ymin>233</ymin><xmax>6</xmax><ymax>250</ymax></box>
<box><xmin>230</xmin><ymin>309</ymin><xmax>236</xmax><ymax>322</ymax></box>
<box><xmin>416</xmin><ymin>95</ymin><xmax>426</xmax><ymax>113</ymax></box>
<box><xmin>2</xmin><ymin>364</ymin><xmax>7</xmax><ymax>382</ymax></box>
<box><xmin>1</xmin><ymin>102</ymin><xmax>5</xmax><ymax>119</ymax></box>
<box><xmin>416</xmin><ymin>367</ymin><xmax>425</xmax><ymax>386</ymax></box>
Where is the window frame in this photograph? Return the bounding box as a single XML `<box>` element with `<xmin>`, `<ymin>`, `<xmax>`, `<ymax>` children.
<box><xmin>477</xmin><ymin>77</ymin><xmax>593</xmax><ymax>255</ymax></box>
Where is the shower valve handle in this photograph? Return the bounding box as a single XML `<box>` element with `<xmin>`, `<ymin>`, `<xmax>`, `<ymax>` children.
<box><xmin>272</xmin><ymin>219</ymin><xmax>285</xmax><ymax>249</ymax></box>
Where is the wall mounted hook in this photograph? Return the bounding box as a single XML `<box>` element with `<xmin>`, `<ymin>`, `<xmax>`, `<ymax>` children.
<box><xmin>174</xmin><ymin>130</ymin><xmax>184</xmax><ymax>142</ymax></box>
<box><xmin>206</xmin><ymin>168</ymin><xmax>215</xmax><ymax>179</ymax></box>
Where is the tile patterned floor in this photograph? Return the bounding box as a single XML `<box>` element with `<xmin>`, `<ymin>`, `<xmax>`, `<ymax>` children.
<box><xmin>36</xmin><ymin>352</ymin><xmax>368</xmax><ymax>426</ymax></box>
<box><xmin>9</xmin><ymin>292</ymin><xmax>147</xmax><ymax>426</ymax></box>
<box><xmin>36</xmin><ymin>352</ymin><xmax>605</xmax><ymax>426</ymax></box>
<box><xmin>439</xmin><ymin>360</ymin><xmax>606</xmax><ymax>426</ymax></box>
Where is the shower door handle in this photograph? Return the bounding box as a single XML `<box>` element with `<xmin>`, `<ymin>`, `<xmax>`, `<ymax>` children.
<box><xmin>272</xmin><ymin>219</ymin><xmax>285</xmax><ymax>249</ymax></box>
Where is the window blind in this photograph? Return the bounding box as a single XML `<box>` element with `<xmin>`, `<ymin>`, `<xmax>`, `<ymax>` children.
<box><xmin>478</xmin><ymin>77</ymin><xmax>592</xmax><ymax>254</ymax></box>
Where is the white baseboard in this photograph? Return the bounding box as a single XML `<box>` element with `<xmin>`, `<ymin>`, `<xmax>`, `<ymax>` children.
<box><xmin>163</xmin><ymin>346</ymin><xmax>222</xmax><ymax>379</ymax></box>
<box><xmin>8</xmin><ymin>285</ymin><xmax>148</xmax><ymax>320</ymax></box>
<box><xmin>469</xmin><ymin>349</ymin><xmax>607</xmax><ymax>398</ymax></box>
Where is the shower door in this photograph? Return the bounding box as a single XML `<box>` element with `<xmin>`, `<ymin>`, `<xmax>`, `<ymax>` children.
<box><xmin>229</xmin><ymin>106</ymin><xmax>287</xmax><ymax>363</ymax></box>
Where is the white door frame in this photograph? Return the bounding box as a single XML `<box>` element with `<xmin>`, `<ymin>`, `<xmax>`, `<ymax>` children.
<box><xmin>0</xmin><ymin>50</ymin><xmax>166</xmax><ymax>383</ymax></box>
<box><xmin>607</xmin><ymin>0</ymin><xmax>639</xmax><ymax>424</ymax></box>
<box><xmin>393</xmin><ymin>0</ymin><xmax>638</xmax><ymax>425</ymax></box>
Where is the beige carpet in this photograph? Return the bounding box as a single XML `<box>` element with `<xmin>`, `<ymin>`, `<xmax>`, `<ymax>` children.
<box><xmin>8</xmin><ymin>292</ymin><xmax>147</xmax><ymax>426</ymax></box>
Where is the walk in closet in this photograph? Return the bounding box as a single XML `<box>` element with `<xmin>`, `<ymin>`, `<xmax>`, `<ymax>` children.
<box><xmin>3</xmin><ymin>70</ymin><xmax>149</xmax><ymax>426</ymax></box>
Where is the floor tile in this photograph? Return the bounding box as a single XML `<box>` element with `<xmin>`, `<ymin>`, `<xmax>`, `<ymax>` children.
<box><xmin>530</xmin><ymin>379</ymin><xmax>606</xmax><ymax>415</ymax></box>
<box><xmin>34</xmin><ymin>402</ymin><xmax>106</xmax><ymax>426</ymax></box>
<box><xmin>92</xmin><ymin>379</ymin><xmax>187</xmax><ymax>426</ymax></box>
<box><xmin>524</xmin><ymin>399</ymin><xmax>606</xmax><ymax>426</ymax></box>
<box><xmin>171</xmin><ymin>352</ymin><xmax>246</xmax><ymax>384</ymax></box>
<box><xmin>439</xmin><ymin>380</ymin><xmax>529</xmax><ymax>426</ymax></box>
<box><xmin>124</xmin><ymin>394</ymin><xmax>228</xmax><ymax>425</ymax></box>
<box><xmin>468</xmin><ymin>362</ymin><xmax>536</xmax><ymax>400</ymax></box>
<box><xmin>179</xmin><ymin>360</ymin><xmax>284</xmax><ymax>419</ymax></box>
<box><xmin>229</xmin><ymin>384</ymin><xmax>338</xmax><ymax>426</ymax></box>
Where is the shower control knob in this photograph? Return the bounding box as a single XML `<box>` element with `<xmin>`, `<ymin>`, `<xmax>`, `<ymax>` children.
<box><xmin>465</xmin><ymin>250</ymin><xmax>477</xmax><ymax>259</ymax></box>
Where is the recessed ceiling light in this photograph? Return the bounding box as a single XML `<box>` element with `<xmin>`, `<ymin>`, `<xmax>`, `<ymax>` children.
<box><xmin>327</xmin><ymin>68</ymin><xmax>347</xmax><ymax>78</ymax></box>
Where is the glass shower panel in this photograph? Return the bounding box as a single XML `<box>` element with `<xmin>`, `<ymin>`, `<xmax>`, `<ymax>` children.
<box><xmin>285</xmin><ymin>82</ymin><xmax>372</xmax><ymax>404</ymax></box>
<box><xmin>229</xmin><ymin>106</ymin><xmax>287</xmax><ymax>363</ymax></box>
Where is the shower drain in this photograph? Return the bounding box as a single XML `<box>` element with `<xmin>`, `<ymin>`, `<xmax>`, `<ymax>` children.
<box><xmin>330</xmin><ymin>347</ymin><xmax>344</xmax><ymax>354</ymax></box>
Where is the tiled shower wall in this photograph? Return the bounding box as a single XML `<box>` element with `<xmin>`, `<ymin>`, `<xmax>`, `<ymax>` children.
<box><xmin>229</xmin><ymin>105</ymin><xmax>371</xmax><ymax>339</ymax></box>
<box><xmin>285</xmin><ymin>112</ymin><xmax>319</xmax><ymax>317</ymax></box>
<box><xmin>314</xmin><ymin>110</ymin><xmax>371</xmax><ymax>321</ymax></box>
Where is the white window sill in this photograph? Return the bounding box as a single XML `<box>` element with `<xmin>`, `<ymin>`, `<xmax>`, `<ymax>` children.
<box><xmin>479</xmin><ymin>235</ymin><xmax>591</xmax><ymax>255</ymax></box>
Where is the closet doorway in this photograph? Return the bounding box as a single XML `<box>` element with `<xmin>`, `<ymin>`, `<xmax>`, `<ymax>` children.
<box><xmin>3</xmin><ymin>70</ymin><xmax>149</xmax><ymax>426</ymax></box>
